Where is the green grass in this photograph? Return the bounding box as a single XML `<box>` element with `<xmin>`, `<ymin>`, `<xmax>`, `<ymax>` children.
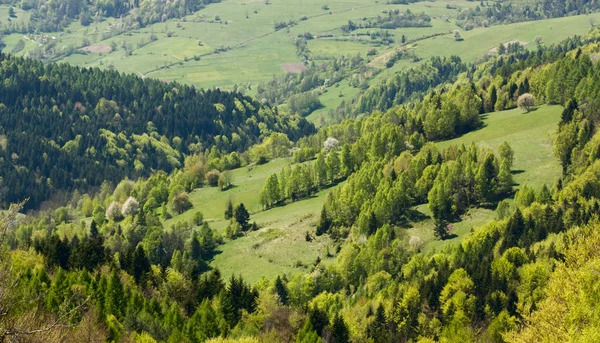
<box><xmin>405</xmin><ymin>205</ymin><xmax>496</xmax><ymax>252</ymax></box>
<box><xmin>164</xmin><ymin>158</ymin><xmax>291</xmax><ymax>233</ymax></box>
<box><xmin>438</xmin><ymin>105</ymin><xmax>563</xmax><ymax>190</ymax></box>
<box><xmin>5</xmin><ymin>0</ymin><xmax>594</xmax><ymax>125</ymax></box>
<box><xmin>163</xmin><ymin>157</ymin><xmax>337</xmax><ymax>284</ymax></box>
<box><xmin>307</xmin><ymin>81</ymin><xmax>363</xmax><ymax>126</ymax></box>
<box><xmin>402</xmin><ymin>105</ymin><xmax>562</xmax><ymax>252</ymax></box>
<box><xmin>407</xmin><ymin>13</ymin><xmax>600</xmax><ymax>64</ymax></box>
<box><xmin>179</xmin><ymin>106</ymin><xmax>562</xmax><ymax>280</ymax></box>
<box><xmin>210</xmin><ymin>187</ymin><xmax>335</xmax><ymax>284</ymax></box>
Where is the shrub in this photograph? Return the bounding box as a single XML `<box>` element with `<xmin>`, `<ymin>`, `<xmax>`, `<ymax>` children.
<box><xmin>170</xmin><ymin>192</ymin><xmax>193</xmax><ymax>214</ymax></box>
<box><xmin>206</xmin><ymin>170</ymin><xmax>221</xmax><ymax>187</ymax></box>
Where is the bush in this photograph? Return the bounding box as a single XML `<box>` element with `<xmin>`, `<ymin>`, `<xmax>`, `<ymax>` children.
<box><xmin>206</xmin><ymin>170</ymin><xmax>221</xmax><ymax>187</ymax></box>
<box><xmin>53</xmin><ymin>207</ymin><xmax>70</xmax><ymax>225</ymax></box>
<box><xmin>257</xmin><ymin>155</ymin><xmax>268</xmax><ymax>165</ymax></box>
<box><xmin>192</xmin><ymin>211</ymin><xmax>204</xmax><ymax>226</ymax></box>
<box><xmin>170</xmin><ymin>192</ymin><xmax>193</xmax><ymax>214</ymax></box>
<box><xmin>218</xmin><ymin>171</ymin><xmax>233</xmax><ymax>191</ymax></box>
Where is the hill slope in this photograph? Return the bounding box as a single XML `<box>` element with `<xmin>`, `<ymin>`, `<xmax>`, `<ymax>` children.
<box><xmin>0</xmin><ymin>54</ymin><xmax>314</xmax><ymax>208</ymax></box>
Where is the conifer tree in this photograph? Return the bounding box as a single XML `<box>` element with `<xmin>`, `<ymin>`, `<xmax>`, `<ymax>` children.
<box><xmin>224</xmin><ymin>198</ymin><xmax>233</xmax><ymax>219</ymax></box>
<box><xmin>105</xmin><ymin>269</ymin><xmax>126</xmax><ymax>319</ymax></box>
<box><xmin>234</xmin><ymin>203</ymin><xmax>250</xmax><ymax>231</ymax></box>
<box><xmin>274</xmin><ymin>276</ymin><xmax>288</xmax><ymax>305</ymax></box>
<box><xmin>331</xmin><ymin>314</ymin><xmax>350</xmax><ymax>343</ymax></box>
<box><xmin>131</xmin><ymin>245</ymin><xmax>151</xmax><ymax>285</ymax></box>
<box><xmin>498</xmin><ymin>158</ymin><xmax>513</xmax><ymax>194</ymax></box>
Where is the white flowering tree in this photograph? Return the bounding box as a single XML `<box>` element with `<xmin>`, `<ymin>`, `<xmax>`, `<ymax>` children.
<box><xmin>323</xmin><ymin>137</ymin><xmax>339</xmax><ymax>151</ymax></box>
<box><xmin>106</xmin><ymin>201</ymin><xmax>123</xmax><ymax>221</ymax></box>
<box><xmin>122</xmin><ymin>197</ymin><xmax>139</xmax><ymax>217</ymax></box>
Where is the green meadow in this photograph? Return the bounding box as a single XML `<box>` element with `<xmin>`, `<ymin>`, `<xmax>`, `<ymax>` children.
<box><xmin>2</xmin><ymin>0</ymin><xmax>596</xmax><ymax>125</ymax></box>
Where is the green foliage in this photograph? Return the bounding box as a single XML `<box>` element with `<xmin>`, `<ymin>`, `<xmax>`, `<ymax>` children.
<box><xmin>234</xmin><ymin>203</ymin><xmax>250</xmax><ymax>231</ymax></box>
<box><xmin>170</xmin><ymin>192</ymin><xmax>193</xmax><ymax>214</ymax></box>
<box><xmin>0</xmin><ymin>54</ymin><xmax>313</xmax><ymax>209</ymax></box>
<box><xmin>224</xmin><ymin>198</ymin><xmax>234</xmax><ymax>220</ymax></box>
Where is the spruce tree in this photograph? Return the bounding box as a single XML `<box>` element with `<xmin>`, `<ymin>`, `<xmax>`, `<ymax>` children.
<box><xmin>274</xmin><ymin>276</ymin><xmax>288</xmax><ymax>305</ymax></box>
<box><xmin>331</xmin><ymin>314</ymin><xmax>350</xmax><ymax>343</ymax></box>
<box><xmin>105</xmin><ymin>269</ymin><xmax>125</xmax><ymax>319</ymax></box>
<box><xmin>234</xmin><ymin>203</ymin><xmax>250</xmax><ymax>231</ymax></box>
<box><xmin>131</xmin><ymin>245</ymin><xmax>151</xmax><ymax>285</ymax></box>
<box><xmin>224</xmin><ymin>198</ymin><xmax>233</xmax><ymax>219</ymax></box>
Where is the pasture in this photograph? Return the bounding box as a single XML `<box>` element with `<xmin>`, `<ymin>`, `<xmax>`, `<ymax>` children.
<box><xmin>1</xmin><ymin>0</ymin><xmax>595</xmax><ymax>124</ymax></box>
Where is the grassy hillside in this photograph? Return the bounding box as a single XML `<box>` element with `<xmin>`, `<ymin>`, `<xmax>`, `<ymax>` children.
<box><xmin>163</xmin><ymin>157</ymin><xmax>336</xmax><ymax>284</ymax></box>
<box><xmin>438</xmin><ymin>105</ymin><xmax>562</xmax><ymax>189</ymax></box>
<box><xmin>402</xmin><ymin>105</ymin><xmax>563</xmax><ymax>252</ymax></box>
<box><xmin>164</xmin><ymin>105</ymin><xmax>562</xmax><ymax>281</ymax></box>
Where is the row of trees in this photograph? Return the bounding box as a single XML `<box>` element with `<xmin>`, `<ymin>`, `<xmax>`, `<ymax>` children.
<box><xmin>259</xmin><ymin>148</ymin><xmax>352</xmax><ymax>209</ymax></box>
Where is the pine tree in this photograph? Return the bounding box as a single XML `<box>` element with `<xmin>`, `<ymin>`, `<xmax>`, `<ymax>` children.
<box><xmin>234</xmin><ymin>203</ymin><xmax>250</xmax><ymax>231</ymax></box>
<box><xmin>224</xmin><ymin>198</ymin><xmax>233</xmax><ymax>219</ymax></box>
<box><xmin>296</xmin><ymin>320</ymin><xmax>321</xmax><ymax>343</ymax></box>
<box><xmin>326</xmin><ymin>152</ymin><xmax>341</xmax><ymax>184</ymax></box>
<box><xmin>315</xmin><ymin>153</ymin><xmax>328</xmax><ymax>187</ymax></box>
<box><xmin>274</xmin><ymin>276</ymin><xmax>288</xmax><ymax>305</ymax></box>
<box><xmin>185</xmin><ymin>299</ymin><xmax>221</xmax><ymax>342</ymax></box>
<box><xmin>561</xmin><ymin>98</ymin><xmax>577</xmax><ymax>124</ymax></box>
<box><xmin>316</xmin><ymin>206</ymin><xmax>331</xmax><ymax>236</ymax></box>
<box><xmin>488</xmin><ymin>86</ymin><xmax>497</xmax><ymax>113</ymax></box>
<box><xmin>340</xmin><ymin>144</ymin><xmax>353</xmax><ymax>178</ymax></box>
<box><xmin>308</xmin><ymin>306</ymin><xmax>328</xmax><ymax>336</ymax></box>
<box><xmin>502</xmin><ymin>208</ymin><xmax>525</xmax><ymax>250</ymax></box>
<box><xmin>331</xmin><ymin>314</ymin><xmax>350</xmax><ymax>343</ymax></box>
<box><xmin>368</xmin><ymin>304</ymin><xmax>391</xmax><ymax>343</ymax></box>
<box><xmin>368</xmin><ymin>211</ymin><xmax>378</xmax><ymax>236</ymax></box>
<box><xmin>498</xmin><ymin>158</ymin><xmax>513</xmax><ymax>194</ymax></box>
<box><xmin>90</xmin><ymin>220</ymin><xmax>99</xmax><ymax>238</ymax></box>
<box><xmin>537</xmin><ymin>184</ymin><xmax>552</xmax><ymax>204</ymax></box>
<box><xmin>434</xmin><ymin>218</ymin><xmax>450</xmax><ymax>240</ymax></box>
<box><xmin>199</xmin><ymin>222</ymin><xmax>216</xmax><ymax>259</ymax></box>
<box><xmin>105</xmin><ymin>269</ymin><xmax>125</xmax><ymax>319</ymax></box>
<box><xmin>476</xmin><ymin>152</ymin><xmax>498</xmax><ymax>201</ymax></box>
<box><xmin>190</xmin><ymin>232</ymin><xmax>202</xmax><ymax>261</ymax></box>
<box><xmin>131</xmin><ymin>245</ymin><xmax>151</xmax><ymax>285</ymax></box>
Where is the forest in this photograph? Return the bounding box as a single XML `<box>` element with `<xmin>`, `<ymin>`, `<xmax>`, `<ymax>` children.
<box><xmin>1</xmin><ymin>27</ymin><xmax>600</xmax><ymax>342</ymax></box>
<box><xmin>0</xmin><ymin>54</ymin><xmax>313</xmax><ymax>208</ymax></box>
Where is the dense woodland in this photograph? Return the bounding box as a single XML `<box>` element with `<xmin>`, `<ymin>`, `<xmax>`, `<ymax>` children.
<box><xmin>0</xmin><ymin>54</ymin><xmax>313</xmax><ymax>208</ymax></box>
<box><xmin>1</xmin><ymin>29</ymin><xmax>600</xmax><ymax>343</ymax></box>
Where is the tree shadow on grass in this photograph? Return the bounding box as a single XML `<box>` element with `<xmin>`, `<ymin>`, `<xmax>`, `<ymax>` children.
<box><xmin>442</xmin><ymin>121</ymin><xmax>488</xmax><ymax>141</ymax></box>
<box><xmin>407</xmin><ymin>208</ymin><xmax>430</xmax><ymax>222</ymax></box>
<box><xmin>443</xmin><ymin>233</ymin><xmax>459</xmax><ymax>240</ymax></box>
